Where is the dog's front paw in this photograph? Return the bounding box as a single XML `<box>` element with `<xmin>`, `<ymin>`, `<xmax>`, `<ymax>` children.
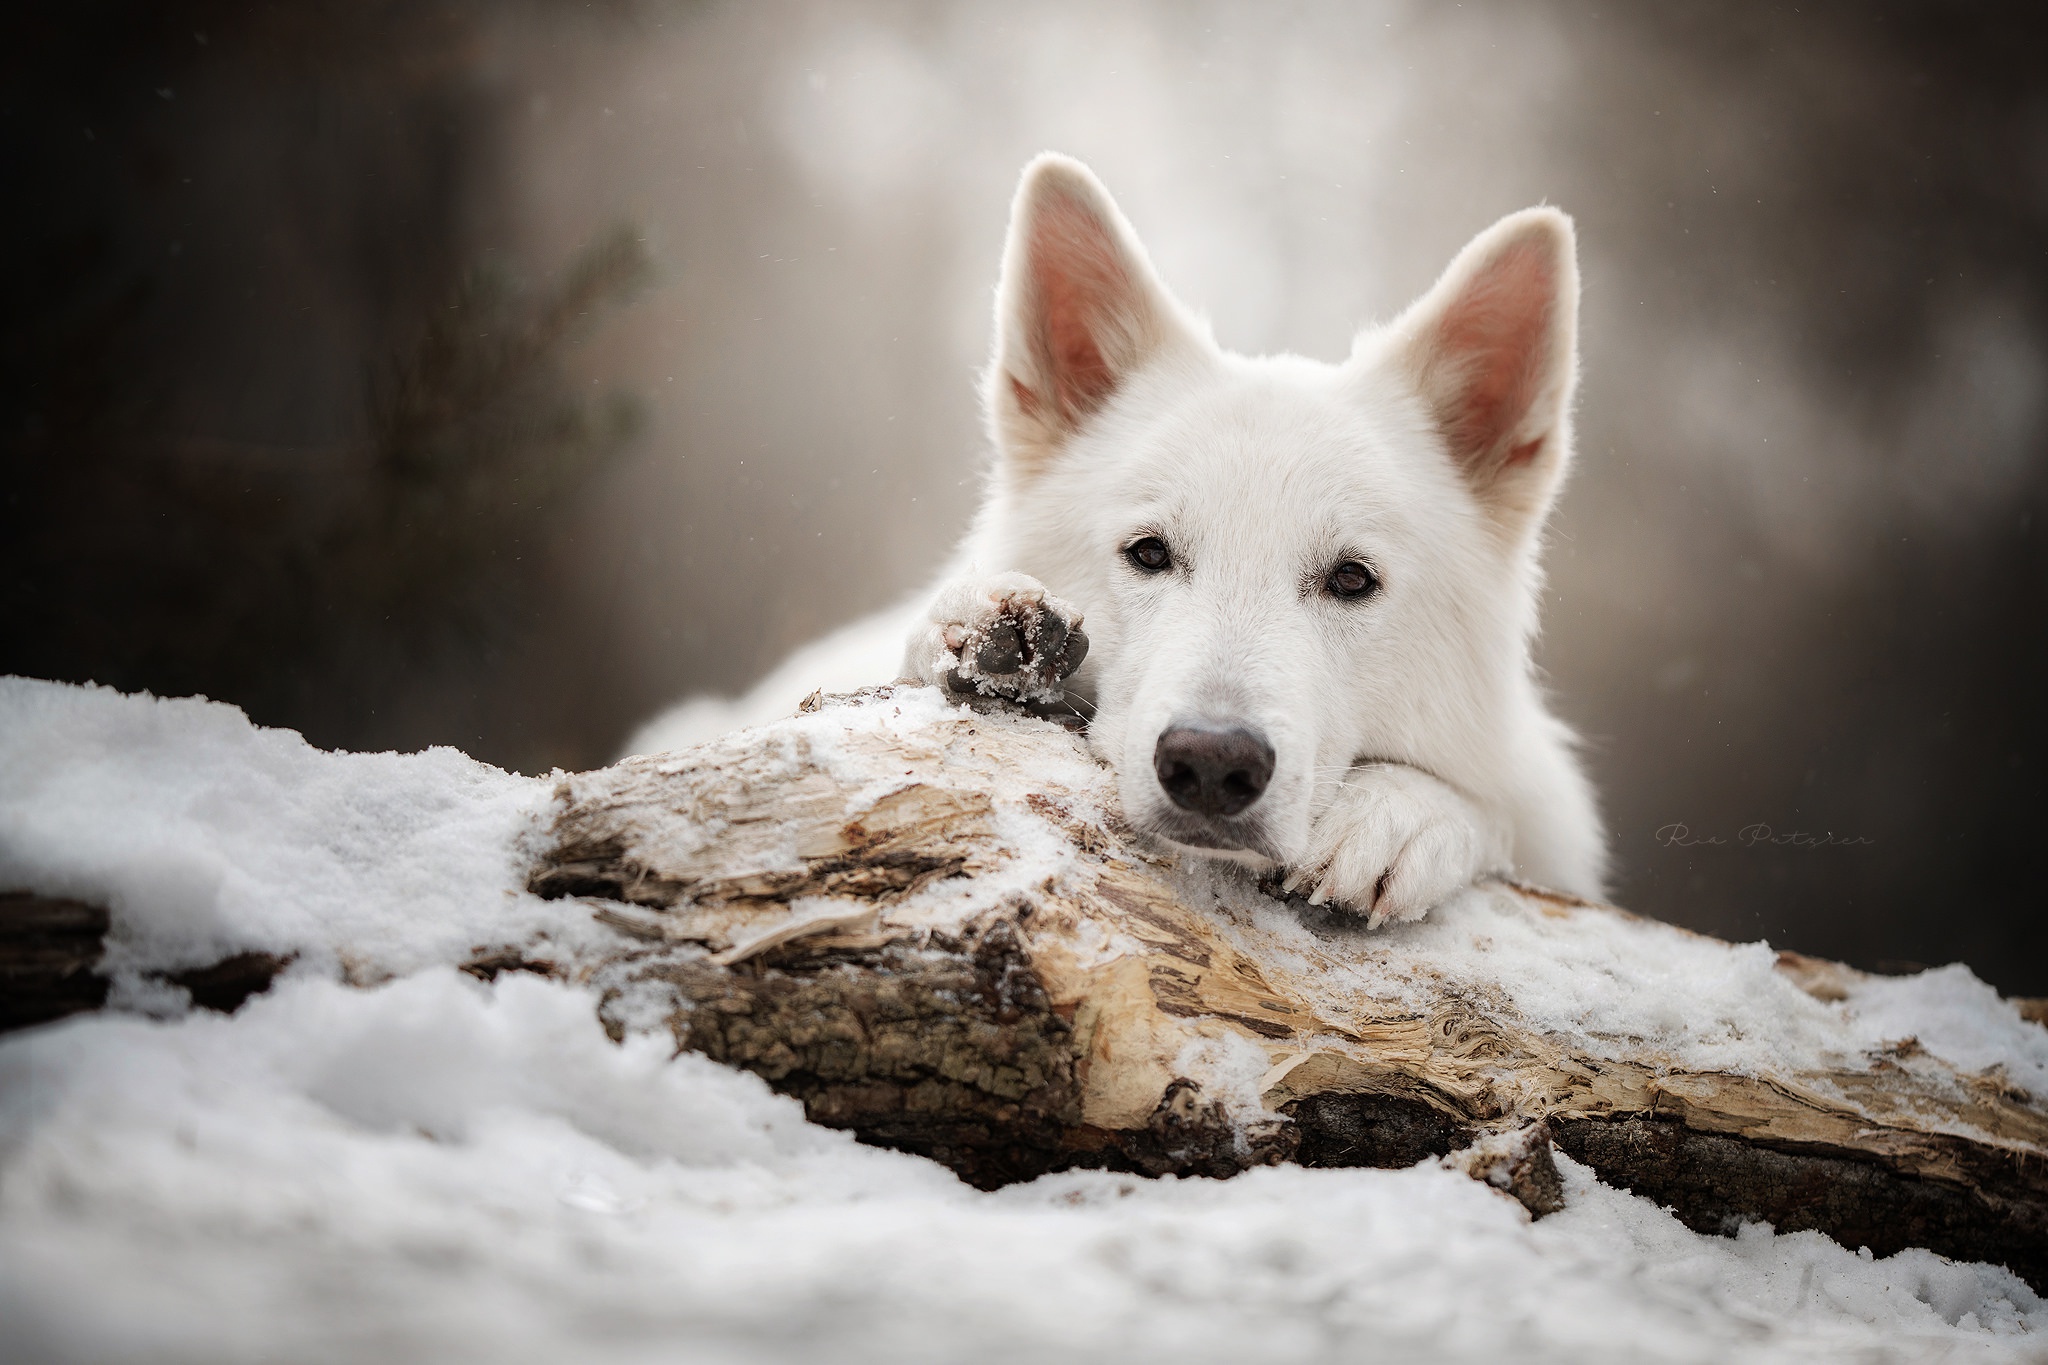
<box><xmin>1283</xmin><ymin>764</ymin><xmax>1505</xmax><ymax>929</ymax></box>
<box><xmin>907</xmin><ymin>571</ymin><xmax>1089</xmax><ymax>705</ymax></box>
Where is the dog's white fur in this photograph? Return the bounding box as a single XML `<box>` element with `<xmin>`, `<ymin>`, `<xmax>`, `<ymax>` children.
<box><xmin>628</xmin><ymin>154</ymin><xmax>1605</xmax><ymax>921</ymax></box>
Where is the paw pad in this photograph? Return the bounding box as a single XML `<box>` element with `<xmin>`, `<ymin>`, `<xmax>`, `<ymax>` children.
<box><xmin>944</xmin><ymin>597</ymin><xmax>1088</xmax><ymax>705</ymax></box>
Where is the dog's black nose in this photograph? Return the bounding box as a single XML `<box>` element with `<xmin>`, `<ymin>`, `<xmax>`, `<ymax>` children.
<box><xmin>1154</xmin><ymin>723</ymin><xmax>1275</xmax><ymax>817</ymax></box>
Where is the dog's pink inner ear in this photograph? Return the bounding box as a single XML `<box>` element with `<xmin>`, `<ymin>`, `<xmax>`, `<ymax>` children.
<box><xmin>1024</xmin><ymin>192</ymin><xmax>1128</xmax><ymax>424</ymax></box>
<box><xmin>1429</xmin><ymin>236</ymin><xmax>1559</xmax><ymax>474</ymax></box>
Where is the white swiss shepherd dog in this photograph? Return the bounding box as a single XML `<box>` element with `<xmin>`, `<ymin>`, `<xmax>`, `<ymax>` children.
<box><xmin>628</xmin><ymin>153</ymin><xmax>1606</xmax><ymax>925</ymax></box>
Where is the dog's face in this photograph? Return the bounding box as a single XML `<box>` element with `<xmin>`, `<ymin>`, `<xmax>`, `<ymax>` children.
<box><xmin>982</xmin><ymin>157</ymin><xmax>1578</xmax><ymax>865</ymax></box>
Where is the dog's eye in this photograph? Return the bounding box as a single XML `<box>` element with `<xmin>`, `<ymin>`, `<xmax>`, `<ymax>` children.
<box><xmin>1326</xmin><ymin>560</ymin><xmax>1380</xmax><ymax>600</ymax></box>
<box><xmin>1125</xmin><ymin>537</ymin><xmax>1173</xmax><ymax>573</ymax></box>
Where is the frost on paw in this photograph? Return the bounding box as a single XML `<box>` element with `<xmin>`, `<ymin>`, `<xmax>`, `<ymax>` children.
<box><xmin>930</xmin><ymin>575</ymin><xmax>1089</xmax><ymax>706</ymax></box>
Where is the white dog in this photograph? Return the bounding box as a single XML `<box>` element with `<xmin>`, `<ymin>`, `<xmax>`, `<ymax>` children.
<box><xmin>628</xmin><ymin>154</ymin><xmax>1605</xmax><ymax>923</ymax></box>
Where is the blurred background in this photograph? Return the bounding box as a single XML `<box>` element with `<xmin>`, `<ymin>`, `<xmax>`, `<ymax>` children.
<box><xmin>4</xmin><ymin>1</ymin><xmax>2044</xmax><ymax>992</ymax></box>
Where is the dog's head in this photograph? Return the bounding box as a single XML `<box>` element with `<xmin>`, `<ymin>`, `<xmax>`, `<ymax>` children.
<box><xmin>981</xmin><ymin>154</ymin><xmax>1579</xmax><ymax>868</ymax></box>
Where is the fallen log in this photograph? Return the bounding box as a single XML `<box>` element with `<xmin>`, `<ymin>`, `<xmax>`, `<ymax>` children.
<box><xmin>528</xmin><ymin>685</ymin><xmax>2048</xmax><ymax>1288</ymax></box>
<box><xmin>0</xmin><ymin>891</ymin><xmax>289</xmax><ymax>1029</ymax></box>
<box><xmin>4</xmin><ymin>683</ymin><xmax>2042</xmax><ymax>1288</ymax></box>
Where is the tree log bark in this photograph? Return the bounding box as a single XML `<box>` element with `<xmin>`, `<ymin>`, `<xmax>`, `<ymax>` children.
<box><xmin>529</xmin><ymin>686</ymin><xmax>2048</xmax><ymax>1289</ymax></box>
<box><xmin>5</xmin><ymin>685</ymin><xmax>2043</xmax><ymax>1288</ymax></box>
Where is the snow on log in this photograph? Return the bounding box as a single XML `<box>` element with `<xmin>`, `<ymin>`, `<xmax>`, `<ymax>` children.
<box><xmin>3</xmin><ymin>680</ymin><xmax>2043</xmax><ymax>1289</ymax></box>
<box><xmin>523</xmin><ymin>685</ymin><xmax>2048</xmax><ymax>1288</ymax></box>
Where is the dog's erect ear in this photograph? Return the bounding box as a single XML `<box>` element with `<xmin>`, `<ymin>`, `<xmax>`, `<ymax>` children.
<box><xmin>987</xmin><ymin>154</ymin><xmax>1198</xmax><ymax>473</ymax></box>
<box><xmin>1385</xmin><ymin>207</ymin><xmax>1580</xmax><ymax>540</ymax></box>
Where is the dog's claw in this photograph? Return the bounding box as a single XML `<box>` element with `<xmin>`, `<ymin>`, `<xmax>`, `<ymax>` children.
<box><xmin>1284</xmin><ymin>764</ymin><xmax>1506</xmax><ymax>929</ymax></box>
<box><xmin>1054</xmin><ymin>625</ymin><xmax>1088</xmax><ymax>679</ymax></box>
<box><xmin>1036</xmin><ymin>613</ymin><xmax>1069</xmax><ymax>664</ymax></box>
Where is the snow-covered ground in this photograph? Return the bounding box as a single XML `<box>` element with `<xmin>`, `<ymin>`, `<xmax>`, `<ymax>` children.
<box><xmin>2</xmin><ymin>677</ymin><xmax>2044</xmax><ymax>1365</ymax></box>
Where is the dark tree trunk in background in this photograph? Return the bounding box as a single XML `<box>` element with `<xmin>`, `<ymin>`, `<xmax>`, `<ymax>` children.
<box><xmin>0</xmin><ymin>0</ymin><xmax>649</xmax><ymax>773</ymax></box>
